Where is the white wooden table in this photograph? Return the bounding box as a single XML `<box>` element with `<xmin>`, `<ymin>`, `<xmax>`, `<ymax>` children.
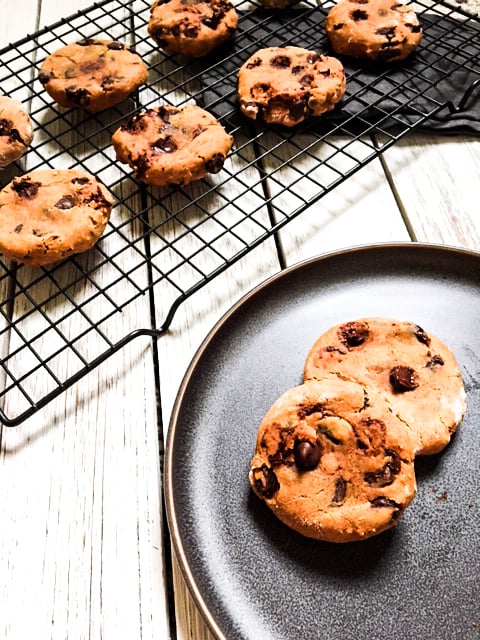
<box><xmin>1</xmin><ymin>2</ymin><xmax>479</xmax><ymax>639</ymax></box>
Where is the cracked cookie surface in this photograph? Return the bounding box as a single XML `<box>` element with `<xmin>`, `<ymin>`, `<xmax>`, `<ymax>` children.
<box><xmin>237</xmin><ymin>46</ymin><xmax>346</xmax><ymax>127</ymax></box>
<box><xmin>38</xmin><ymin>39</ymin><xmax>148</xmax><ymax>113</ymax></box>
<box><xmin>0</xmin><ymin>96</ymin><xmax>34</xmax><ymax>169</ymax></box>
<box><xmin>111</xmin><ymin>103</ymin><xmax>233</xmax><ymax>187</ymax></box>
<box><xmin>304</xmin><ymin>318</ymin><xmax>466</xmax><ymax>455</ymax></box>
<box><xmin>148</xmin><ymin>0</ymin><xmax>238</xmax><ymax>57</ymax></box>
<box><xmin>249</xmin><ymin>377</ymin><xmax>416</xmax><ymax>542</ymax></box>
<box><xmin>0</xmin><ymin>168</ymin><xmax>114</xmax><ymax>266</ymax></box>
<box><xmin>325</xmin><ymin>0</ymin><xmax>422</xmax><ymax>62</ymax></box>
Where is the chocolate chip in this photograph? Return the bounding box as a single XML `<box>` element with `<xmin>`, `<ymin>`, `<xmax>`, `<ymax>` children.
<box><xmin>338</xmin><ymin>321</ymin><xmax>369</xmax><ymax>348</ymax></box>
<box><xmin>12</xmin><ymin>178</ymin><xmax>41</xmax><ymax>199</ymax></box>
<box><xmin>291</xmin><ymin>65</ymin><xmax>304</xmax><ymax>74</ymax></box>
<box><xmin>252</xmin><ymin>464</ymin><xmax>280</xmax><ymax>499</ymax></box>
<box><xmin>333</xmin><ymin>22</ymin><xmax>345</xmax><ymax>30</ymax></box>
<box><xmin>205</xmin><ymin>153</ymin><xmax>225</xmax><ymax>174</ymax></box>
<box><xmin>370</xmin><ymin>496</ymin><xmax>401</xmax><ymax>510</ymax></box>
<box><xmin>71</xmin><ymin>176</ymin><xmax>90</xmax><ymax>185</ymax></box>
<box><xmin>294</xmin><ymin>440</ymin><xmax>321</xmax><ymax>470</ymax></box>
<box><xmin>184</xmin><ymin>25</ymin><xmax>199</xmax><ymax>38</ymax></box>
<box><xmin>107</xmin><ymin>41</ymin><xmax>125</xmax><ymax>50</ymax></box>
<box><xmin>151</xmin><ymin>135</ymin><xmax>177</xmax><ymax>153</ymax></box>
<box><xmin>351</xmin><ymin>9</ymin><xmax>368</xmax><ymax>19</ymax></box>
<box><xmin>14</xmin><ymin>224</ymin><xmax>23</xmax><ymax>233</ymax></box>
<box><xmin>121</xmin><ymin>112</ymin><xmax>148</xmax><ymax>134</ymax></box>
<box><xmin>289</xmin><ymin>98</ymin><xmax>307</xmax><ymax>122</ymax></box>
<box><xmin>54</xmin><ymin>195</ymin><xmax>76</xmax><ymax>210</ymax></box>
<box><xmin>202</xmin><ymin>1</ymin><xmax>229</xmax><ymax>29</ymax></box>
<box><xmin>191</xmin><ymin>125</ymin><xmax>206</xmax><ymax>138</ymax></box>
<box><xmin>270</xmin><ymin>55</ymin><xmax>291</xmax><ymax>69</ymax></box>
<box><xmin>331</xmin><ymin>477</ymin><xmax>347</xmax><ymax>505</ymax></box>
<box><xmin>38</xmin><ymin>70</ymin><xmax>52</xmax><ymax>85</ymax></box>
<box><xmin>376</xmin><ymin>26</ymin><xmax>396</xmax><ymax>37</ymax></box>
<box><xmin>101</xmin><ymin>76</ymin><xmax>117</xmax><ymax>90</ymax></box>
<box><xmin>158</xmin><ymin>106</ymin><xmax>179</xmax><ymax>123</ymax></box>
<box><xmin>364</xmin><ymin>450</ymin><xmax>401</xmax><ymax>487</ymax></box>
<box><xmin>134</xmin><ymin>153</ymin><xmax>150</xmax><ymax>179</ymax></box>
<box><xmin>300</xmin><ymin>74</ymin><xmax>314</xmax><ymax>87</ymax></box>
<box><xmin>64</xmin><ymin>86</ymin><xmax>91</xmax><ymax>107</ymax></box>
<box><xmin>389</xmin><ymin>366</ymin><xmax>419</xmax><ymax>392</ymax></box>
<box><xmin>246</xmin><ymin>58</ymin><xmax>262</xmax><ymax>69</ymax></box>
<box><xmin>78</xmin><ymin>38</ymin><xmax>100</xmax><ymax>46</ymax></box>
<box><xmin>414</xmin><ymin>325</ymin><xmax>431</xmax><ymax>346</ymax></box>
<box><xmin>306</xmin><ymin>53</ymin><xmax>321</xmax><ymax>64</ymax></box>
<box><xmin>409</xmin><ymin>24</ymin><xmax>422</xmax><ymax>33</ymax></box>
<box><xmin>297</xmin><ymin>402</ymin><xmax>324</xmax><ymax>419</ymax></box>
<box><xmin>426</xmin><ymin>355</ymin><xmax>444</xmax><ymax>368</ymax></box>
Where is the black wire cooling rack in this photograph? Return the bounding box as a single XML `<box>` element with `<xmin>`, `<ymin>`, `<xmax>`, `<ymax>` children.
<box><xmin>0</xmin><ymin>0</ymin><xmax>479</xmax><ymax>425</ymax></box>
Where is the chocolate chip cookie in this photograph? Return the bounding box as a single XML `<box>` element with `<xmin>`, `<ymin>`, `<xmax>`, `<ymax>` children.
<box><xmin>249</xmin><ymin>377</ymin><xmax>417</xmax><ymax>542</ymax></box>
<box><xmin>0</xmin><ymin>168</ymin><xmax>114</xmax><ymax>266</ymax></box>
<box><xmin>325</xmin><ymin>0</ymin><xmax>423</xmax><ymax>62</ymax></box>
<box><xmin>304</xmin><ymin>318</ymin><xmax>466</xmax><ymax>455</ymax></box>
<box><xmin>111</xmin><ymin>103</ymin><xmax>233</xmax><ymax>187</ymax></box>
<box><xmin>148</xmin><ymin>0</ymin><xmax>238</xmax><ymax>57</ymax></box>
<box><xmin>38</xmin><ymin>39</ymin><xmax>148</xmax><ymax>113</ymax></box>
<box><xmin>0</xmin><ymin>96</ymin><xmax>34</xmax><ymax>169</ymax></box>
<box><xmin>237</xmin><ymin>46</ymin><xmax>346</xmax><ymax>127</ymax></box>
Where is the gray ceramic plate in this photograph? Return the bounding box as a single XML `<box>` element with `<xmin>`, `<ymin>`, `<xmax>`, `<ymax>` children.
<box><xmin>165</xmin><ymin>243</ymin><xmax>480</xmax><ymax>640</ymax></box>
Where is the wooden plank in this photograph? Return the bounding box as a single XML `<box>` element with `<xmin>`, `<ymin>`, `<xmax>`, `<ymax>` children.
<box><xmin>379</xmin><ymin>132</ymin><xmax>480</xmax><ymax>249</ymax></box>
<box><xmin>0</xmin><ymin>2</ymin><xmax>169</xmax><ymax>639</ymax></box>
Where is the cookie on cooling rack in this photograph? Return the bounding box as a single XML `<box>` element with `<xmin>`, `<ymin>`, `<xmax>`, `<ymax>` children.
<box><xmin>0</xmin><ymin>168</ymin><xmax>114</xmax><ymax>266</ymax></box>
<box><xmin>303</xmin><ymin>318</ymin><xmax>466</xmax><ymax>456</ymax></box>
<box><xmin>111</xmin><ymin>103</ymin><xmax>233</xmax><ymax>187</ymax></box>
<box><xmin>38</xmin><ymin>39</ymin><xmax>148</xmax><ymax>113</ymax></box>
<box><xmin>237</xmin><ymin>46</ymin><xmax>346</xmax><ymax>127</ymax></box>
<box><xmin>148</xmin><ymin>0</ymin><xmax>238</xmax><ymax>57</ymax></box>
<box><xmin>249</xmin><ymin>377</ymin><xmax>417</xmax><ymax>542</ymax></box>
<box><xmin>325</xmin><ymin>0</ymin><xmax>422</xmax><ymax>62</ymax></box>
<box><xmin>0</xmin><ymin>96</ymin><xmax>34</xmax><ymax>169</ymax></box>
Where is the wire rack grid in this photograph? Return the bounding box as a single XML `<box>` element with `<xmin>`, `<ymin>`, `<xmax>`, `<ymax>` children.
<box><xmin>0</xmin><ymin>0</ymin><xmax>479</xmax><ymax>425</ymax></box>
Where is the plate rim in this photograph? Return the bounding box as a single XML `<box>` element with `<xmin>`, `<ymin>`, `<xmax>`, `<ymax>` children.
<box><xmin>164</xmin><ymin>240</ymin><xmax>480</xmax><ymax>640</ymax></box>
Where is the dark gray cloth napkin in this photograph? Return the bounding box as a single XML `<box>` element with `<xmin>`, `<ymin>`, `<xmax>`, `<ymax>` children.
<box><xmin>194</xmin><ymin>7</ymin><xmax>480</xmax><ymax>134</ymax></box>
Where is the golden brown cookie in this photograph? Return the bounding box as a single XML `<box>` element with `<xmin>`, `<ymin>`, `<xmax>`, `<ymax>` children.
<box><xmin>237</xmin><ymin>46</ymin><xmax>346</xmax><ymax>127</ymax></box>
<box><xmin>111</xmin><ymin>103</ymin><xmax>233</xmax><ymax>187</ymax></box>
<box><xmin>148</xmin><ymin>0</ymin><xmax>238</xmax><ymax>57</ymax></box>
<box><xmin>0</xmin><ymin>96</ymin><xmax>34</xmax><ymax>169</ymax></box>
<box><xmin>249</xmin><ymin>378</ymin><xmax>417</xmax><ymax>542</ymax></box>
<box><xmin>0</xmin><ymin>168</ymin><xmax>114</xmax><ymax>266</ymax></box>
<box><xmin>325</xmin><ymin>0</ymin><xmax>422</xmax><ymax>62</ymax></box>
<box><xmin>304</xmin><ymin>318</ymin><xmax>466</xmax><ymax>456</ymax></box>
<box><xmin>38</xmin><ymin>39</ymin><xmax>148</xmax><ymax>113</ymax></box>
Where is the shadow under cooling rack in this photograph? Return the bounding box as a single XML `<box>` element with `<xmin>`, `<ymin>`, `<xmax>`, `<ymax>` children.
<box><xmin>0</xmin><ymin>0</ymin><xmax>479</xmax><ymax>425</ymax></box>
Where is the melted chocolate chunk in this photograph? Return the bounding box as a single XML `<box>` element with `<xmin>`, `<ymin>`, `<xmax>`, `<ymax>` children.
<box><xmin>121</xmin><ymin>111</ymin><xmax>149</xmax><ymax>134</ymax></box>
<box><xmin>297</xmin><ymin>402</ymin><xmax>324</xmax><ymax>419</ymax></box>
<box><xmin>246</xmin><ymin>58</ymin><xmax>262</xmax><ymax>69</ymax></box>
<box><xmin>389</xmin><ymin>366</ymin><xmax>419</xmax><ymax>392</ymax></box>
<box><xmin>414</xmin><ymin>325</ymin><xmax>431</xmax><ymax>346</ymax></box>
<box><xmin>64</xmin><ymin>86</ymin><xmax>91</xmax><ymax>107</ymax></box>
<box><xmin>331</xmin><ymin>477</ymin><xmax>347</xmax><ymax>505</ymax></box>
<box><xmin>14</xmin><ymin>224</ymin><xmax>23</xmax><ymax>233</ymax></box>
<box><xmin>252</xmin><ymin>464</ymin><xmax>280</xmax><ymax>499</ymax></box>
<box><xmin>306</xmin><ymin>53</ymin><xmax>321</xmax><ymax>64</ymax></box>
<box><xmin>409</xmin><ymin>24</ymin><xmax>422</xmax><ymax>33</ymax></box>
<box><xmin>158</xmin><ymin>106</ymin><xmax>179</xmax><ymax>123</ymax></box>
<box><xmin>0</xmin><ymin>119</ymin><xmax>23</xmax><ymax>145</ymax></box>
<box><xmin>12</xmin><ymin>178</ymin><xmax>41</xmax><ymax>199</ymax></box>
<box><xmin>55</xmin><ymin>195</ymin><xmax>76</xmax><ymax>210</ymax></box>
<box><xmin>184</xmin><ymin>25</ymin><xmax>199</xmax><ymax>38</ymax></box>
<box><xmin>300</xmin><ymin>74</ymin><xmax>314</xmax><ymax>87</ymax></box>
<box><xmin>294</xmin><ymin>440</ymin><xmax>321</xmax><ymax>470</ymax></box>
<box><xmin>338</xmin><ymin>321</ymin><xmax>369</xmax><ymax>348</ymax></box>
<box><xmin>351</xmin><ymin>8</ymin><xmax>368</xmax><ymax>19</ymax></box>
<box><xmin>134</xmin><ymin>153</ymin><xmax>150</xmax><ymax>179</ymax></box>
<box><xmin>289</xmin><ymin>98</ymin><xmax>307</xmax><ymax>121</ymax></box>
<box><xmin>333</xmin><ymin>22</ymin><xmax>345</xmax><ymax>30</ymax></box>
<box><xmin>205</xmin><ymin>153</ymin><xmax>225</xmax><ymax>174</ymax></box>
<box><xmin>151</xmin><ymin>135</ymin><xmax>177</xmax><ymax>153</ymax></box>
<box><xmin>270</xmin><ymin>55</ymin><xmax>291</xmax><ymax>69</ymax></box>
<box><xmin>364</xmin><ymin>450</ymin><xmax>401</xmax><ymax>487</ymax></box>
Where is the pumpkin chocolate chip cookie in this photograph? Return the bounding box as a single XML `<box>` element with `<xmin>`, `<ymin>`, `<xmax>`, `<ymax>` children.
<box><xmin>148</xmin><ymin>0</ymin><xmax>238</xmax><ymax>57</ymax></box>
<box><xmin>38</xmin><ymin>39</ymin><xmax>148</xmax><ymax>112</ymax></box>
<box><xmin>304</xmin><ymin>318</ymin><xmax>466</xmax><ymax>455</ymax></box>
<box><xmin>0</xmin><ymin>168</ymin><xmax>114</xmax><ymax>266</ymax></box>
<box><xmin>237</xmin><ymin>46</ymin><xmax>346</xmax><ymax>127</ymax></box>
<box><xmin>111</xmin><ymin>103</ymin><xmax>233</xmax><ymax>187</ymax></box>
<box><xmin>325</xmin><ymin>0</ymin><xmax>423</xmax><ymax>62</ymax></box>
<box><xmin>0</xmin><ymin>96</ymin><xmax>34</xmax><ymax>169</ymax></box>
<box><xmin>249</xmin><ymin>377</ymin><xmax>417</xmax><ymax>542</ymax></box>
